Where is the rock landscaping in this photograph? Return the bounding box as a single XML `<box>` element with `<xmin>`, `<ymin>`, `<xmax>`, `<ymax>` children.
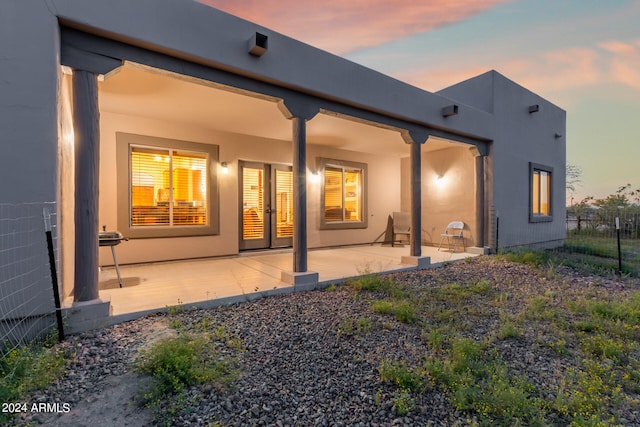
<box><xmin>13</xmin><ymin>255</ymin><xmax>640</xmax><ymax>426</ymax></box>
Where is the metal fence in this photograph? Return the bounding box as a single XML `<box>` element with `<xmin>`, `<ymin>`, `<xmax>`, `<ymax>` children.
<box><xmin>495</xmin><ymin>208</ymin><xmax>639</xmax><ymax>277</ymax></box>
<box><xmin>0</xmin><ymin>202</ymin><xmax>61</xmax><ymax>350</ymax></box>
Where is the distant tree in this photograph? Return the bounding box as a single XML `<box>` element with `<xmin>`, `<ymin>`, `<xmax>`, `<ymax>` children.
<box><xmin>568</xmin><ymin>196</ymin><xmax>593</xmax><ymax>231</ymax></box>
<box><xmin>566</xmin><ymin>162</ymin><xmax>582</xmax><ymax>197</ymax></box>
<box><xmin>590</xmin><ymin>184</ymin><xmax>640</xmax><ymax>238</ymax></box>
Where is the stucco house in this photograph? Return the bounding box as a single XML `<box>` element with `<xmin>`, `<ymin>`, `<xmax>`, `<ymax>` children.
<box><xmin>0</xmin><ymin>0</ymin><xmax>565</xmax><ymax>333</ymax></box>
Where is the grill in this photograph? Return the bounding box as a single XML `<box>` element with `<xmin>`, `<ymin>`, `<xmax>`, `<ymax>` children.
<box><xmin>99</xmin><ymin>228</ymin><xmax>128</xmax><ymax>288</ymax></box>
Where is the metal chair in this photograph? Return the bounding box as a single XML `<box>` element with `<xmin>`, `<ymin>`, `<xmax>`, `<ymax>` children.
<box><xmin>392</xmin><ymin>212</ymin><xmax>411</xmax><ymax>246</ymax></box>
<box><xmin>438</xmin><ymin>221</ymin><xmax>465</xmax><ymax>252</ymax></box>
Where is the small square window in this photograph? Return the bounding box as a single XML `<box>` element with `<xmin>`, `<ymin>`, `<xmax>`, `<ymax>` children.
<box><xmin>530</xmin><ymin>162</ymin><xmax>553</xmax><ymax>223</ymax></box>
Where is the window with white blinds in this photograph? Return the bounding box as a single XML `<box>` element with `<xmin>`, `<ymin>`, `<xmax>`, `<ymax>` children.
<box><xmin>320</xmin><ymin>158</ymin><xmax>367</xmax><ymax>229</ymax></box>
<box><xmin>116</xmin><ymin>133</ymin><xmax>219</xmax><ymax>238</ymax></box>
<box><xmin>130</xmin><ymin>146</ymin><xmax>208</xmax><ymax>227</ymax></box>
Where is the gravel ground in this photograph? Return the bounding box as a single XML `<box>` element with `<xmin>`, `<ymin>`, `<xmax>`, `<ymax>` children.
<box><xmin>14</xmin><ymin>256</ymin><xmax>640</xmax><ymax>426</ymax></box>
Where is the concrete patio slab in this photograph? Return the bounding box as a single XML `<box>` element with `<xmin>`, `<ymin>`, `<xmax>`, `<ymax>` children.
<box><xmin>67</xmin><ymin>244</ymin><xmax>477</xmax><ymax>324</ymax></box>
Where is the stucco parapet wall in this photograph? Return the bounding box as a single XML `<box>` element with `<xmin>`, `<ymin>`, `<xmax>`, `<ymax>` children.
<box><xmin>47</xmin><ymin>0</ymin><xmax>494</xmax><ymax>141</ymax></box>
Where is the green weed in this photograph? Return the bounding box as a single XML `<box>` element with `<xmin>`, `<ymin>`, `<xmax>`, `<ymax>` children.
<box><xmin>496</xmin><ymin>322</ymin><xmax>522</xmax><ymax>340</ymax></box>
<box><xmin>500</xmin><ymin>250</ymin><xmax>551</xmax><ymax>267</ymax></box>
<box><xmin>325</xmin><ymin>283</ymin><xmax>338</xmax><ymax>292</ymax></box>
<box><xmin>378</xmin><ymin>359</ymin><xmax>423</xmax><ymax>392</ymax></box>
<box><xmin>372</xmin><ymin>300</ymin><xmax>394</xmax><ymax>315</ymax></box>
<box><xmin>371</xmin><ymin>300</ymin><xmax>416</xmax><ymax>323</ymax></box>
<box><xmin>392</xmin><ymin>388</ymin><xmax>415</xmax><ymax>416</ymax></box>
<box><xmin>554</xmin><ymin>360</ymin><xmax>622</xmax><ymax>426</ymax></box>
<box><xmin>0</xmin><ymin>340</ymin><xmax>68</xmax><ymax>423</ymax></box>
<box><xmin>393</xmin><ymin>301</ymin><xmax>417</xmax><ymax>324</ymax></box>
<box><xmin>348</xmin><ymin>274</ymin><xmax>407</xmax><ymax>299</ymax></box>
<box><xmin>425</xmin><ymin>337</ymin><xmax>545</xmax><ymax>426</ymax></box>
<box><xmin>356</xmin><ymin>317</ymin><xmax>372</xmax><ymax>334</ymax></box>
<box><xmin>136</xmin><ymin>335</ymin><xmax>238</xmax><ymax>403</ymax></box>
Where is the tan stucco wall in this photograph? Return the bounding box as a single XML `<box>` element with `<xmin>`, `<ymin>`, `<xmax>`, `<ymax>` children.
<box><xmin>401</xmin><ymin>144</ymin><xmax>477</xmax><ymax>248</ymax></box>
<box><xmin>93</xmin><ymin>111</ymin><xmax>404</xmax><ymax>265</ymax></box>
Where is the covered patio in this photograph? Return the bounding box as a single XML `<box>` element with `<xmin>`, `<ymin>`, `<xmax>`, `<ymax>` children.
<box><xmin>89</xmin><ymin>245</ymin><xmax>477</xmax><ymax>322</ymax></box>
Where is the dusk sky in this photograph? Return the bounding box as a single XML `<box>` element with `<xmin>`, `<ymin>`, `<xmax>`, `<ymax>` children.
<box><xmin>199</xmin><ymin>0</ymin><xmax>640</xmax><ymax>203</ymax></box>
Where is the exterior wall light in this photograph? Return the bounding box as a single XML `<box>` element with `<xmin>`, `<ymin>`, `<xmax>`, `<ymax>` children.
<box><xmin>308</xmin><ymin>171</ymin><xmax>321</xmax><ymax>184</ymax></box>
<box><xmin>248</xmin><ymin>32</ymin><xmax>268</xmax><ymax>57</ymax></box>
<box><xmin>220</xmin><ymin>161</ymin><xmax>229</xmax><ymax>174</ymax></box>
<box><xmin>529</xmin><ymin>104</ymin><xmax>540</xmax><ymax>113</ymax></box>
<box><xmin>442</xmin><ymin>104</ymin><xmax>458</xmax><ymax>118</ymax></box>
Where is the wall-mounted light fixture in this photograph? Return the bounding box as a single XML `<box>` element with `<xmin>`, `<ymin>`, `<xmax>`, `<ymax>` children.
<box><xmin>528</xmin><ymin>104</ymin><xmax>540</xmax><ymax>114</ymax></box>
<box><xmin>308</xmin><ymin>171</ymin><xmax>321</xmax><ymax>184</ymax></box>
<box><xmin>248</xmin><ymin>32</ymin><xmax>268</xmax><ymax>57</ymax></box>
<box><xmin>220</xmin><ymin>161</ymin><xmax>229</xmax><ymax>174</ymax></box>
<box><xmin>554</xmin><ymin>133</ymin><xmax>563</xmax><ymax>139</ymax></box>
<box><xmin>442</xmin><ymin>104</ymin><xmax>459</xmax><ymax>118</ymax></box>
<box><xmin>435</xmin><ymin>174</ymin><xmax>447</xmax><ymax>189</ymax></box>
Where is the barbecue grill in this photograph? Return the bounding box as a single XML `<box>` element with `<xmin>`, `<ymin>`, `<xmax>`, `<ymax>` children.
<box><xmin>99</xmin><ymin>227</ymin><xmax>128</xmax><ymax>288</ymax></box>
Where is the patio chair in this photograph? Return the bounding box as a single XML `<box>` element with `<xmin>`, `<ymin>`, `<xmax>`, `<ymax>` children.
<box><xmin>392</xmin><ymin>212</ymin><xmax>411</xmax><ymax>246</ymax></box>
<box><xmin>438</xmin><ymin>221</ymin><xmax>465</xmax><ymax>252</ymax></box>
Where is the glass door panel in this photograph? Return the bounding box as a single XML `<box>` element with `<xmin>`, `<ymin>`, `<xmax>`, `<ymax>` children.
<box><xmin>239</xmin><ymin>162</ymin><xmax>293</xmax><ymax>250</ymax></box>
<box><xmin>272</xmin><ymin>166</ymin><xmax>293</xmax><ymax>247</ymax></box>
<box><xmin>240</xmin><ymin>162</ymin><xmax>270</xmax><ymax>250</ymax></box>
<box><xmin>275</xmin><ymin>169</ymin><xmax>293</xmax><ymax>238</ymax></box>
<box><xmin>242</xmin><ymin>167</ymin><xmax>264</xmax><ymax>240</ymax></box>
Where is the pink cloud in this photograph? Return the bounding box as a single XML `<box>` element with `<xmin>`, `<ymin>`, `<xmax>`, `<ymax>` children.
<box><xmin>197</xmin><ymin>0</ymin><xmax>510</xmax><ymax>54</ymax></box>
<box><xmin>599</xmin><ymin>40</ymin><xmax>640</xmax><ymax>90</ymax></box>
<box><xmin>598</xmin><ymin>40</ymin><xmax>636</xmax><ymax>56</ymax></box>
<box><xmin>397</xmin><ymin>47</ymin><xmax>602</xmax><ymax>96</ymax></box>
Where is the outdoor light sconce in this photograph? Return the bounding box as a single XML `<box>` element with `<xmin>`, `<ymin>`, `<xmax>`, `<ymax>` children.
<box><xmin>442</xmin><ymin>104</ymin><xmax>459</xmax><ymax>118</ymax></box>
<box><xmin>555</xmin><ymin>133</ymin><xmax>563</xmax><ymax>139</ymax></box>
<box><xmin>308</xmin><ymin>171</ymin><xmax>321</xmax><ymax>184</ymax></box>
<box><xmin>528</xmin><ymin>104</ymin><xmax>540</xmax><ymax>114</ymax></box>
<box><xmin>248</xmin><ymin>32</ymin><xmax>268</xmax><ymax>57</ymax></box>
<box><xmin>220</xmin><ymin>161</ymin><xmax>229</xmax><ymax>174</ymax></box>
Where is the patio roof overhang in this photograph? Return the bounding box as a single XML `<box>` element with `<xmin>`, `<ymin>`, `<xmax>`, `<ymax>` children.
<box><xmin>61</xmin><ymin>26</ymin><xmax>491</xmax><ymax>155</ymax></box>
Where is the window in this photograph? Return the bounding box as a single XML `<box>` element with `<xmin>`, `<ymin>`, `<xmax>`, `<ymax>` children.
<box><xmin>117</xmin><ymin>133</ymin><xmax>219</xmax><ymax>238</ymax></box>
<box><xmin>320</xmin><ymin>158</ymin><xmax>367</xmax><ymax>229</ymax></box>
<box><xmin>530</xmin><ymin>162</ymin><xmax>553</xmax><ymax>222</ymax></box>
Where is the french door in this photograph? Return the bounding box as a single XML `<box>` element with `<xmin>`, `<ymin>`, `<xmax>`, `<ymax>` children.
<box><xmin>239</xmin><ymin>161</ymin><xmax>293</xmax><ymax>250</ymax></box>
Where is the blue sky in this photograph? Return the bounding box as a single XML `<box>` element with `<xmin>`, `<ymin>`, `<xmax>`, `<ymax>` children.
<box><xmin>202</xmin><ymin>0</ymin><xmax>640</xmax><ymax>202</ymax></box>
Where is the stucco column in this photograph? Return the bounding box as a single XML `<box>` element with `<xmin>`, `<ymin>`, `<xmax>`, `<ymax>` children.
<box><xmin>72</xmin><ymin>69</ymin><xmax>100</xmax><ymax>302</ymax></box>
<box><xmin>292</xmin><ymin>116</ymin><xmax>308</xmax><ymax>272</ymax></box>
<box><xmin>277</xmin><ymin>98</ymin><xmax>319</xmax><ymax>283</ymax></box>
<box><xmin>401</xmin><ymin>129</ymin><xmax>429</xmax><ymax>262</ymax></box>
<box><xmin>409</xmin><ymin>140</ymin><xmax>422</xmax><ymax>257</ymax></box>
<box><xmin>475</xmin><ymin>154</ymin><xmax>486</xmax><ymax>247</ymax></box>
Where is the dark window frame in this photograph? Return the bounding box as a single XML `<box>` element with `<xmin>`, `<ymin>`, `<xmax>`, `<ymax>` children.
<box><xmin>529</xmin><ymin>162</ymin><xmax>553</xmax><ymax>223</ymax></box>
